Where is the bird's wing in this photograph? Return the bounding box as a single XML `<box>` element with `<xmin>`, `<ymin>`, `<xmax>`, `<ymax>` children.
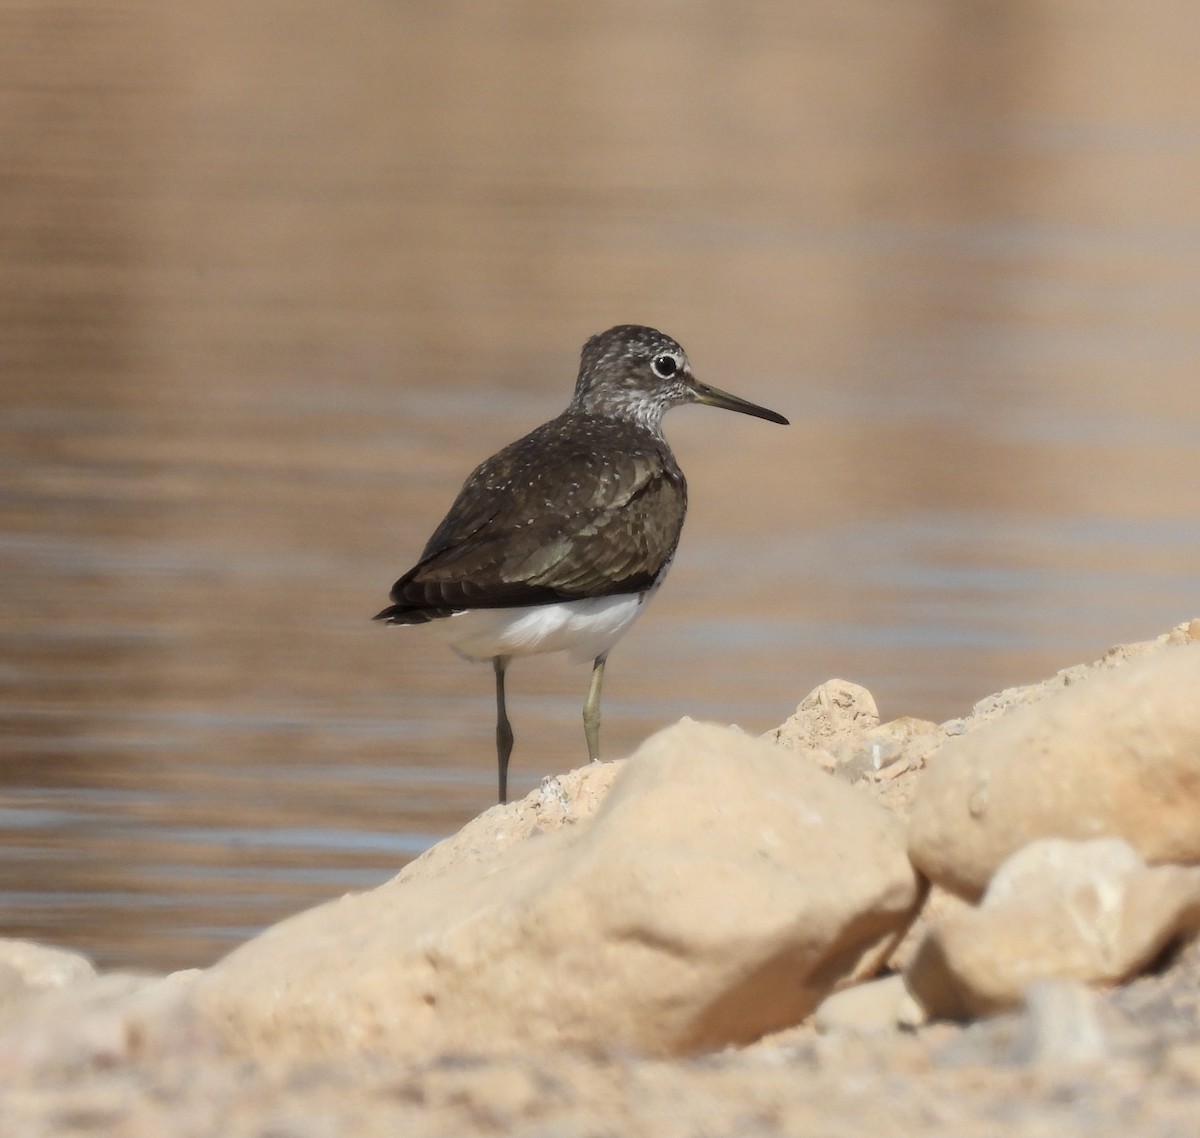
<box><xmin>384</xmin><ymin>422</ymin><xmax>686</xmax><ymax>614</ymax></box>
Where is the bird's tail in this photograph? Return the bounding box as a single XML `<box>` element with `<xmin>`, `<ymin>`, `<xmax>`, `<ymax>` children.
<box><xmin>372</xmin><ymin>603</ymin><xmax>451</xmax><ymax>625</ymax></box>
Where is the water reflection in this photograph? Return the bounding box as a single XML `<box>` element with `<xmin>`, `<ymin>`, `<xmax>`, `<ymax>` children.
<box><xmin>2</xmin><ymin>2</ymin><xmax>1199</xmax><ymax>971</ymax></box>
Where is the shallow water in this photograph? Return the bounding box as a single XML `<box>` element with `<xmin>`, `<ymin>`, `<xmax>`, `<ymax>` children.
<box><xmin>3</xmin><ymin>2</ymin><xmax>1200</xmax><ymax>971</ymax></box>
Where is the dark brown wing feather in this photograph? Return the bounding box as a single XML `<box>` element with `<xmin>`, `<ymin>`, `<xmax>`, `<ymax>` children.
<box><xmin>375</xmin><ymin>414</ymin><xmax>687</xmax><ymax>623</ymax></box>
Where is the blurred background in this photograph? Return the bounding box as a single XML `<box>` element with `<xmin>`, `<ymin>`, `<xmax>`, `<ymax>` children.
<box><xmin>2</xmin><ymin>1</ymin><xmax>1198</xmax><ymax>971</ymax></box>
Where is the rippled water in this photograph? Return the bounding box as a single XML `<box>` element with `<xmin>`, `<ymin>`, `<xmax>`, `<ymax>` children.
<box><xmin>3</xmin><ymin>2</ymin><xmax>1199</xmax><ymax>971</ymax></box>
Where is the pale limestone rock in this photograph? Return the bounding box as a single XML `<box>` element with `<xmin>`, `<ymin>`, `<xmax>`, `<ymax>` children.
<box><xmin>395</xmin><ymin>759</ymin><xmax>622</xmax><ymax>886</ymax></box>
<box><xmin>1020</xmin><ymin>979</ymin><xmax>1109</xmax><ymax>1066</ymax></box>
<box><xmin>905</xmin><ymin>837</ymin><xmax>1200</xmax><ymax>1020</ymax></box>
<box><xmin>762</xmin><ymin>679</ymin><xmax>879</xmax><ymax>755</ymax></box>
<box><xmin>191</xmin><ymin>721</ymin><xmax>922</xmax><ymax>1060</ymax></box>
<box><xmin>886</xmin><ymin>884</ymin><xmax>976</xmax><ymax>973</ymax></box>
<box><xmin>941</xmin><ymin>618</ymin><xmax>1200</xmax><ymax>740</ymax></box>
<box><xmin>0</xmin><ymin>939</ymin><xmax>95</xmax><ymax>1020</ymax></box>
<box><xmin>813</xmin><ymin>973</ymin><xmax>926</xmax><ymax>1034</ymax></box>
<box><xmin>0</xmin><ymin>970</ymin><xmax>202</xmax><ymax>1074</ymax></box>
<box><xmin>830</xmin><ymin>716</ymin><xmax>943</xmax><ymax>822</ymax></box>
<box><xmin>909</xmin><ymin>643</ymin><xmax>1200</xmax><ymax>898</ymax></box>
<box><xmin>0</xmin><ymin>938</ymin><xmax>95</xmax><ymax>990</ymax></box>
<box><xmin>763</xmin><ymin>682</ymin><xmax>938</xmax><ymax>824</ymax></box>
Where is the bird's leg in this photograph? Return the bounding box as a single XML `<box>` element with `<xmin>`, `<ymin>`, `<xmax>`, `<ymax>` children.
<box><xmin>583</xmin><ymin>653</ymin><xmax>607</xmax><ymax>763</ymax></box>
<box><xmin>493</xmin><ymin>656</ymin><xmax>514</xmax><ymax>803</ymax></box>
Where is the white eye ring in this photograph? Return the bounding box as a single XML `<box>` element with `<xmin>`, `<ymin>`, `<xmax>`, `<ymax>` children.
<box><xmin>651</xmin><ymin>354</ymin><xmax>679</xmax><ymax>379</ymax></box>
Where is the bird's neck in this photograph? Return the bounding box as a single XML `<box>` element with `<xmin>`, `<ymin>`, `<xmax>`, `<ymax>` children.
<box><xmin>569</xmin><ymin>392</ymin><xmax>671</xmax><ymax>435</ymax></box>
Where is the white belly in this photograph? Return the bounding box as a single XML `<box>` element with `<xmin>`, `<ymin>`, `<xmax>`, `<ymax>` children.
<box><xmin>431</xmin><ymin>590</ymin><xmax>654</xmax><ymax>664</ymax></box>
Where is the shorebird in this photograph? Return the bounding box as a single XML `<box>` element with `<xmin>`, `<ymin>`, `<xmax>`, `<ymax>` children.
<box><xmin>375</xmin><ymin>325</ymin><xmax>788</xmax><ymax>802</ymax></box>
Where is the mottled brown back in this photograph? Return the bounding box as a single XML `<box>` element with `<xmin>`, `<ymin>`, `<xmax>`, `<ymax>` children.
<box><xmin>375</xmin><ymin>411</ymin><xmax>687</xmax><ymax>622</ymax></box>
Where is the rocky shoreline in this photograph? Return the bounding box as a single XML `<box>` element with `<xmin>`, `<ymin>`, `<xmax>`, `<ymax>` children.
<box><xmin>3</xmin><ymin>620</ymin><xmax>1200</xmax><ymax>1136</ymax></box>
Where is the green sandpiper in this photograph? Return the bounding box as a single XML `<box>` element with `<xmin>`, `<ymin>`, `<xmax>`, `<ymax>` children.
<box><xmin>375</xmin><ymin>325</ymin><xmax>788</xmax><ymax>802</ymax></box>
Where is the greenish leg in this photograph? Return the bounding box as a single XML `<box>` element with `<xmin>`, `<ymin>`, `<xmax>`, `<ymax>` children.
<box><xmin>493</xmin><ymin>656</ymin><xmax>513</xmax><ymax>804</ymax></box>
<box><xmin>583</xmin><ymin>653</ymin><xmax>607</xmax><ymax>763</ymax></box>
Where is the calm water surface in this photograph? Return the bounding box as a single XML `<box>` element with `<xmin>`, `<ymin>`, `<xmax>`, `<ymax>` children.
<box><xmin>2</xmin><ymin>3</ymin><xmax>1199</xmax><ymax>970</ymax></box>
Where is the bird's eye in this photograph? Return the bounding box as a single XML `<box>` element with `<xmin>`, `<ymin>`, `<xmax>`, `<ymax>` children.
<box><xmin>651</xmin><ymin>354</ymin><xmax>678</xmax><ymax>379</ymax></box>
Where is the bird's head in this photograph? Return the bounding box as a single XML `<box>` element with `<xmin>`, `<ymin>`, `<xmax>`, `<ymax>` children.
<box><xmin>572</xmin><ymin>325</ymin><xmax>788</xmax><ymax>432</ymax></box>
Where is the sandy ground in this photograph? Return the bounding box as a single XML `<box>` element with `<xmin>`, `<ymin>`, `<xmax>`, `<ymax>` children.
<box><xmin>6</xmin><ymin>626</ymin><xmax>1200</xmax><ymax>1134</ymax></box>
<box><xmin>5</xmin><ymin>953</ymin><xmax>1200</xmax><ymax>1138</ymax></box>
